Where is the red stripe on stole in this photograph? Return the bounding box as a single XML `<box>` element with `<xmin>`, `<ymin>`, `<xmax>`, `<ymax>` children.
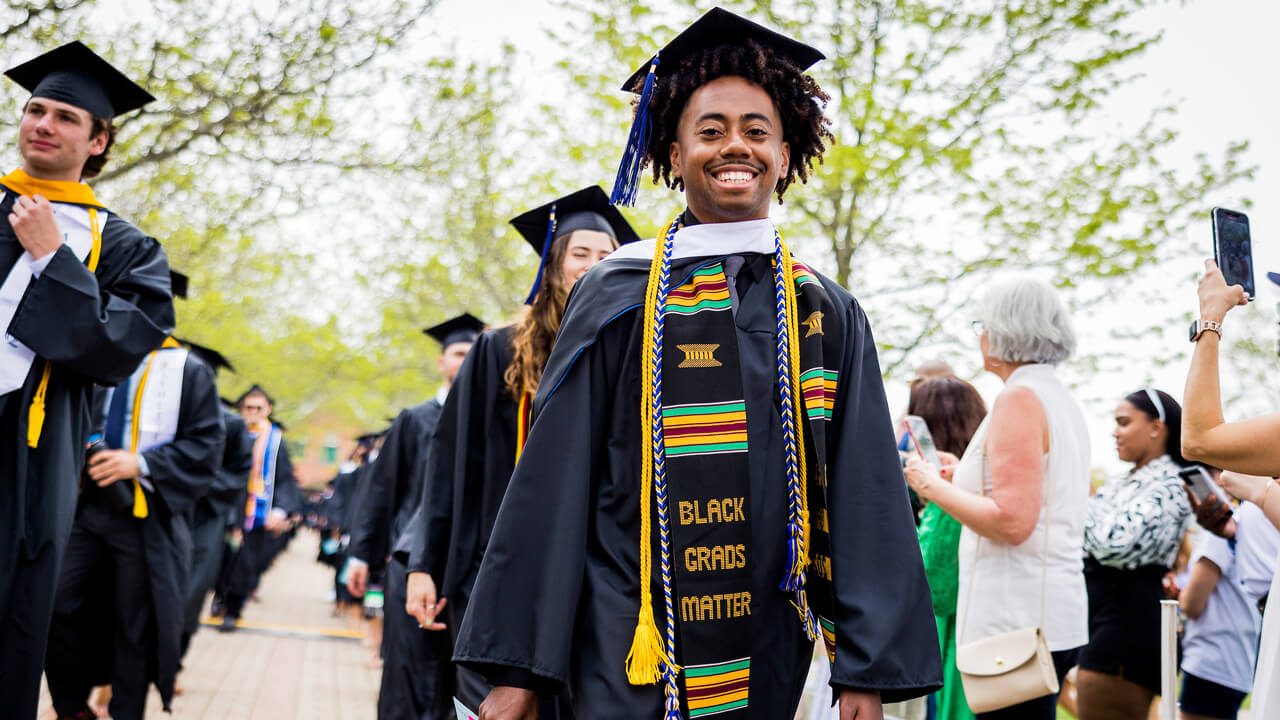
<box><xmin>687</xmin><ymin>677</ymin><xmax>750</xmax><ymax>700</ymax></box>
<box><xmin>667</xmin><ymin>280</ymin><xmax>727</xmax><ymax>299</ymax></box>
<box><xmin>664</xmin><ymin>421</ymin><xmax>748</xmax><ymax>438</ymax></box>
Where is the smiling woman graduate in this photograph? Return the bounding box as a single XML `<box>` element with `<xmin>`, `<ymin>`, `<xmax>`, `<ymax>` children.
<box><xmin>451</xmin><ymin>9</ymin><xmax>942</xmax><ymax>720</ymax></box>
<box><xmin>401</xmin><ymin>186</ymin><xmax>638</xmax><ymax>715</ymax></box>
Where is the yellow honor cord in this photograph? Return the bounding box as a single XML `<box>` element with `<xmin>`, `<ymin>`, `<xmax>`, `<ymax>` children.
<box><xmin>779</xmin><ymin>242</ymin><xmax>811</xmax><ymax>575</ymax></box>
<box><xmin>514</xmin><ymin>391</ymin><xmax>531</xmax><ymax>463</ymax></box>
<box><xmin>125</xmin><ymin>351</ymin><xmax>159</xmax><ymax>519</ymax></box>
<box><xmin>26</xmin><ymin>209</ymin><xmax>103</xmax><ymax>449</ymax></box>
<box><xmin>627</xmin><ymin>220</ymin><xmax>679</xmax><ymax>685</ymax></box>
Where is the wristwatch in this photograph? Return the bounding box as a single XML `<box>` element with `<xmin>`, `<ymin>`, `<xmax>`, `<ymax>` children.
<box><xmin>1189</xmin><ymin>318</ymin><xmax>1223</xmax><ymax>342</ymax></box>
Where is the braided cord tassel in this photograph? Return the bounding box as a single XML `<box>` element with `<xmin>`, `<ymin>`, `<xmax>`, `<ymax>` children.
<box><xmin>628</xmin><ymin>220</ymin><xmax>681</xmax><ymax>685</ymax></box>
<box><xmin>774</xmin><ymin>234</ymin><xmax>819</xmax><ymax>640</ymax></box>
<box><xmin>649</xmin><ymin>221</ymin><xmax>685</xmax><ymax>719</ymax></box>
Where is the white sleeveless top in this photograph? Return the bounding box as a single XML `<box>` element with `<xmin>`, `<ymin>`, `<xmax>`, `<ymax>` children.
<box><xmin>1249</xmin><ymin>549</ymin><xmax>1280</xmax><ymax>718</ymax></box>
<box><xmin>954</xmin><ymin>364</ymin><xmax>1091</xmax><ymax>651</ymax></box>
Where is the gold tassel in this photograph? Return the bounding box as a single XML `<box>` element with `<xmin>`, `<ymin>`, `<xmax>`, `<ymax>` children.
<box><xmin>625</xmin><ymin>604</ymin><xmax>667</xmax><ymax>684</ymax></box>
<box><xmin>26</xmin><ymin>362</ymin><xmax>52</xmax><ymax>448</ymax></box>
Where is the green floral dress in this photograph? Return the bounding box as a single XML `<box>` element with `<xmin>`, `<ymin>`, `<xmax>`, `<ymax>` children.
<box><xmin>918</xmin><ymin>500</ymin><xmax>975</xmax><ymax>720</ymax></box>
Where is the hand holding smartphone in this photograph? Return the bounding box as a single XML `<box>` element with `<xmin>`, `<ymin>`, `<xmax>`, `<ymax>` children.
<box><xmin>1212</xmin><ymin>207</ymin><xmax>1254</xmax><ymax>301</ymax></box>
<box><xmin>902</xmin><ymin>415</ymin><xmax>941</xmax><ymax>468</ymax></box>
<box><xmin>1179</xmin><ymin>465</ymin><xmax>1231</xmax><ymax>506</ymax></box>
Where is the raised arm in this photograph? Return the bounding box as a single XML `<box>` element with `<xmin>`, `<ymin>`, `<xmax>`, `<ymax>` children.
<box><xmin>1182</xmin><ymin>259</ymin><xmax>1280</xmax><ymax>476</ymax></box>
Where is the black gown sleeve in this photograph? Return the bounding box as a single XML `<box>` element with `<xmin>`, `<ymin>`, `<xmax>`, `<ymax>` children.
<box><xmin>350</xmin><ymin>412</ymin><xmax>411</xmax><ymax>569</ymax></box>
<box><xmin>271</xmin><ymin>443</ymin><xmax>302</xmax><ymax>516</ymax></box>
<box><xmin>140</xmin><ymin>354</ymin><xmax>226</xmax><ymax>518</ymax></box>
<box><xmin>8</xmin><ymin>215</ymin><xmax>174</xmax><ymax>385</ymax></box>
<box><xmin>825</xmin><ymin>299</ymin><xmax>943</xmax><ymax>700</ymax></box>
<box><xmin>407</xmin><ymin>338</ymin><xmax>484</xmax><ymax>580</ymax></box>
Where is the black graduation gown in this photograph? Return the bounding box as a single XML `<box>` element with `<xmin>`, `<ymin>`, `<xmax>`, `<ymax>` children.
<box><xmin>223</xmin><ymin>436</ymin><xmax>300</xmax><ymax>598</ymax></box>
<box><xmin>406</xmin><ymin>326</ymin><xmax>517</xmax><ymax>617</ymax></box>
<box><xmin>351</xmin><ymin>397</ymin><xmax>452</xmax><ymax>720</ymax></box>
<box><xmin>47</xmin><ymin>348</ymin><xmax>224</xmax><ymax>712</ymax></box>
<box><xmin>184</xmin><ymin>408</ymin><xmax>253</xmax><ymax>643</ymax></box>
<box><xmin>453</xmin><ymin>252</ymin><xmax>943</xmax><ymax>717</ymax></box>
<box><xmin>0</xmin><ymin>193</ymin><xmax>173</xmax><ymax>715</ymax></box>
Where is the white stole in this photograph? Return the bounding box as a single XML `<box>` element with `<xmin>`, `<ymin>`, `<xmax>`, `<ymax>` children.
<box><xmin>133</xmin><ymin>347</ymin><xmax>187</xmax><ymax>453</ymax></box>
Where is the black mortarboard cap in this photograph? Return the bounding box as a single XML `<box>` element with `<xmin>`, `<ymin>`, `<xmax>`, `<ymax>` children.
<box><xmin>169</xmin><ymin>270</ymin><xmax>188</xmax><ymax>300</ymax></box>
<box><xmin>177</xmin><ymin>337</ymin><xmax>234</xmax><ymax>373</ymax></box>
<box><xmin>423</xmin><ymin>312</ymin><xmax>486</xmax><ymax>350</ymax></box>
<box><xmin>1268</xmin><ymin>271</ymin><xmax>1280</xmax><ymax>287</ymax></box>
<box><xmin>611</xmin><ymin>7</ymin><xmax>825</xmax><ymax>206</ymax></box>
<box><xmin>236</xmin><ymin>384</ymin><xmax>274</xmax><ymax>407</ymax></box>
<box><xmin>509</xmin><ymin>185</ymin><xmax>640</xmax><ymax>303</ymax></box>
<box><xmin>5</xmin><ymin>41</ymin><xmax>155</xmax><ymax>119</ymax></box>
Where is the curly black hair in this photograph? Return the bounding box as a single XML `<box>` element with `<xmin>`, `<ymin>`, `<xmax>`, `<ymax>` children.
<box><xmin>634</xmin><ymin>38</ymin><xmax>834</xmax><ymax>202</ymax></box>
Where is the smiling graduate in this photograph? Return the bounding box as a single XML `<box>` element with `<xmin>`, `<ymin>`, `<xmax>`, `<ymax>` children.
<box><xmin>0</xmin><ymin>41</ymin><xmax>174</xmax><ymax>718</ymax></box>
<box><xmin>451</xmin><ymin>9</ymin><xmax>942</xmax><ymax>720</ymax></box>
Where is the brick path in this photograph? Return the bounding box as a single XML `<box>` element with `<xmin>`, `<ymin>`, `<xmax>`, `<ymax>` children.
<box><xmin>39</xmin><ymin>533</ymin><xmax>381</xmax><ymax>719</ymax></box>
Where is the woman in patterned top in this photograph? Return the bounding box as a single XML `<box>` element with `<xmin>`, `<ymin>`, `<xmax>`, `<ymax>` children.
<box><xmin>1076</xmin><ymin>387</ymin><xmax>1192</xmax><ymax>720</ymax></box>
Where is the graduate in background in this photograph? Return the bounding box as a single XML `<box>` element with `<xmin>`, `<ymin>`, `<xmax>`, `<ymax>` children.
<box><xmin>450</xmin><ymin>10</ymin><xmax>941</xmax><ymax>720</ymax></box>
<box><xmin>0</xmin><ymin>42</ymin><xmax>174</xmax><ymax>716</ymax></box>
<box><xmin>347</xmin><ymin>312</ymin><xmax>483</xmax><ymax>720</ymax></box>
<box><xmin>178</xmin><ymin>341</ymin><xmax>253</xmax><ymax>677</ymax></box>
<box><xmin>217</xmin><ymin>384</ymin><xmax>301</xmax><ymax>630</ymax></box>
<box><xmin>44</xmin><ymin>271</ymin><xmax>224</xmax><ymax>719</ymax></box>
<box><xmin>403</xmin><ymin>186</ymin><xmax>638</xmax><ymax>714</ymax></box>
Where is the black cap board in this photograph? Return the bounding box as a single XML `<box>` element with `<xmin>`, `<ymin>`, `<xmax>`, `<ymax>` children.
<box><xmin>177</xmin><ymin>337</ymin><xmax>234</xmax><ymax>373</ymax></box>
<box><xmin>509</xmin><ymin>185</ymin><xmax>641</xmax><ymax>304</ymax></box>
<box><xmin>620</xmin><ymin>7</ymin><xmax>825</xmax><ymax>92</ymax></box>
<box><xmin>423</xmin><ymin>312</ymin><xmax>486</xmax><ymax>350</ymax></box>
<box><xmin>169</xmin><ymin>270</ymin><xmax>188</xmax><ymax>300</ymax></box>
<box><xmin>1268</xmin><ymin>271</ymin><xmax>1280</xmax><ymax>287</ymax></box>
<box><xmin>5</xmin><ymin>41</ymin><xmax>155</xmax><ymax>118</ymax></box>
<box><xmin>509</xmin><ymin>185</ymin><xmax>641</xmax><ymax>256</ymax></box>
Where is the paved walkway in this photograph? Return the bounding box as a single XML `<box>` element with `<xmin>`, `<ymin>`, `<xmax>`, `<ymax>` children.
<box><xmin>39</xmin><ymin>533</ymin><xmax>381</xmax><ymax>719</ymax></box>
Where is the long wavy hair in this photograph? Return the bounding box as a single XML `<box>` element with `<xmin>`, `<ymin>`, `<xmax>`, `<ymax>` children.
<box><xmin>504</xmin><ymin>231</ymin><xmax>614</xmax><ymax>400</ymax></box>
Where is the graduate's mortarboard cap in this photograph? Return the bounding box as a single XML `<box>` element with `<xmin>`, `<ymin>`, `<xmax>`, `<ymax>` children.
<box><xmin>610</xmin><ymin>7</ymin><xmax>825</xmax><ymax>206</ymax></box>
<box><xmin>236</xmin><ymin>384</ymin><xmax>274</xmax><ymax>407</ymax></box>
<box><xmin>169</xmin><ymin>270</ymin><xmax>188</xmax><ymax>300</ymax></box>
<box><xmin>423</xmin><ymin>312</ymin><xmax>486</xmax><ymax>350</ymax></box>
<box><xmin>509</xmin><ymin>185</ymin><xmax>640</xmax><ymax>304</ymax></box>
<box><xmin>5</xmin><ymin>41</ymin><xmax>155</xmax><ymax>119</ymax></box>
<box><xmin>177</xmin><ymin>337</ymin><xmax>234</xmax><ymax>373</ymax></box>
<box><xmin>1268</xmin><ymin>271</ymin><xmax>1280</xmax><ymax>287</ymax></box>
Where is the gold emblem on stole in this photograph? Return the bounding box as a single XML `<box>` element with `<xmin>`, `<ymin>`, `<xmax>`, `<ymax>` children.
<box><xmin>803</xmin><ymin>311</ymin><xmax>824</xmax><ymax>338</ymax></box>
<box><xmin>677</xmin><ymin>344</ymin><xmax>722</xmax><ymax>368</ymax></box>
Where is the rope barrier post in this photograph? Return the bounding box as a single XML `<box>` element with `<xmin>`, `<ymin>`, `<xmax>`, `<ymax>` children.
<box><xmin>1160</xmin><ymin>599</ymin><xmax>1178</xmax><ymax>720</ymax></box>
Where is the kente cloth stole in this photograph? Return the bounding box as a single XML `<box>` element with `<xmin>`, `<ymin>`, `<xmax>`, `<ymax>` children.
<box><xmin>245</xmin><ymin>424</ymin><xmax>282</xmax><ymax>530</ymax></box>
<box><xmin>658</xmin><ymin>259</ymin><xmax>840</xmax><ymax>719</ymax></box>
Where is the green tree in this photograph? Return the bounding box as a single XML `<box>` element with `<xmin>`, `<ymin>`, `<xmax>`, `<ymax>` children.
<box><xmin>552</xmin><ymin>0</ymin><xmax>1253</xmax><ymax>375</ymax></box>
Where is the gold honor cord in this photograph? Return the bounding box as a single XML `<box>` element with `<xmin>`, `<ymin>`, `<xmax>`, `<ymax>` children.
<box><xmin>515</xmin><ymin>391</ymin><xmax>533</xmax><ymax>463</ymax></box>
<box><xmin>27</xmin><ymin>207</ymin><xmax>102</xmax><ymax>448</ymax></box>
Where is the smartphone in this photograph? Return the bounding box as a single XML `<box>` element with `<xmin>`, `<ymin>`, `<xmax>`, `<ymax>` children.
<box><xmin>1212</xmin><ymin>207</ymin><xmax>1254</xmax><ymax>301</ymax></box>
<box><xmin>1179</xmin><ymin>465</ymin><xmax>1231</xmax><ymax>505</ymax></box>
<box><xmin>903</xmin><ymin>415</ymin><xmax>941</xmax><ymax>468</ymax></box>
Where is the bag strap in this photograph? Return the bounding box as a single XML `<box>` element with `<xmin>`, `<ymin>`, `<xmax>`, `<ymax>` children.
<box><xmin>958</xmin><ymin>412</ymin><xmax>1053</xmax><ymax>645</ymax></box>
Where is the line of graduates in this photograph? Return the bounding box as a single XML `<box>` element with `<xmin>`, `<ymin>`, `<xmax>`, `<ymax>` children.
<box><xmin>2</xmin><ymin>8</ymin><xmax>952</xmax><ymax>720</ymax></box>
<box><xmin>0</xmin><ymin>40</ymin><xmax>304</xmax><ymax>719</ymax></box>
<box><xmin>345</xmin><ymin>10</ymin><xmax>946</xmax><ymax>720</ymax></box>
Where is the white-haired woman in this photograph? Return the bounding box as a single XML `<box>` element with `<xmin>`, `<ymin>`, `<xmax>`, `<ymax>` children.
<box><xmin>906</xmin><ymin>277</ymin><xmax>1091</xmax><ymax>719</ymax></box>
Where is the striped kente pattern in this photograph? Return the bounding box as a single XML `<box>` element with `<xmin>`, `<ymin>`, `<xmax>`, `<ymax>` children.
<box><xmin>685</xmin><ymin>657</ymin><xmax>750</xmax><ymax>717</ymax></box>
<box><xmin>819</xmin><ymin>617</ymin><xmax>836</xmax><ymax>662</ymax></box>
<box><xmin>800</xmin><ymin>368</ymin><xmax>838</xmax><ymax>421</ymax></box>
<box><xmin>665</xmin><ymin>264</ymin><xmax>731</xmax><ymax>316</ymax></box>
<box><xmin>792</xmin><ymin>261</ymin><xmax>820</xmax><ymax>290</ymax></box>
<box><xmin>662</xmin><ymin>400</ymin><xmax>748</xmax><ymax>458</ymax></box>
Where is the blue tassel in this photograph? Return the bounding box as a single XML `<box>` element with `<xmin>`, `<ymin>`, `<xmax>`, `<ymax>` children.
<box><xmin>663</xmin><ymin>684</ymin><xmax>684</xmax><ymax>720</ymax></box>
<box><xmin>610</xmin><ymin>56</ymin><xmax>660</xmax><ymax>207</ymax></box>
<box><xmin>780</xmin><ymin>521</ymin><xmax>805</xmax><ymax>592</ymax></box>
<box><xmin>525</xmin><ymin>203</ymin><xmax>556</xmax><ymax>305</ymax></box>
